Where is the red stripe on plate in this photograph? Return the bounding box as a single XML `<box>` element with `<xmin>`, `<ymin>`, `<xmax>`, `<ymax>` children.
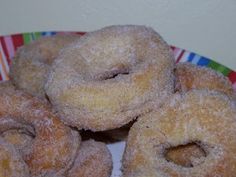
<box><xmin>170</xmin><ymin>46</ymin><xmax>175</xmax><ymax>50</ymax></box>
<box><xmin>228</xmin><ymin>71</ymin><xmax>236</xmax><ymax>83</ymax></box>
<box><xmin>176</xmin><ymin>49</ymin><xmax>185</xmax><ymax>63</ymax></box>
<box><xmin>76</xmin><ymin>32</ymin><xmax>86</xmax><ymax>35</ymax></box>
<box><xmin>12</xmin><ymin>34</ymin><xmax>24</xmax><ymax>51</ymax></box>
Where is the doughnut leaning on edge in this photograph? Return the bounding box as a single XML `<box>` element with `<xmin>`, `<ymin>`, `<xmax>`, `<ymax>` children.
<box><xmin>175</xmin><ymin>62</ymin><xmax>236</xmax><ymax>98</ymax></box>
<box><xmin>45</xmin><ymin>25</ymin><xmax>175</xmax><ymax>131</ymax></box>
<box><xmin>122</xmin><ymin>90</ymin><xmax>236</xmax><ymax>177</ymax></box>
<box><xmin>10</xmin><ymin>34</ymin><xmax>81</xmax><ymax>98</ymax></box>
<box><xmin>0</xmin><ymin>82</ymin><xmax>80</xmax><ymax>177</ymax></box>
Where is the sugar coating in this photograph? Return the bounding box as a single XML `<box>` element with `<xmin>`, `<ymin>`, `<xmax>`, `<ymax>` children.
<box><xmin>0</xmin><ymin>81</ymin><xmax>80</xmax><ymax>177</ymax></box>
<box><xmin>66</xmin><ymin>139</ymin><xmax>113</xmax><ymax>177</ymax></box>
<box><xmin>122</xmin><ymin>90</ymin><xmax>236</xmax><ymax>177</ymax></box>
<box><xmin>10</xmin><ymin>34</ymin><xmax>81</xmax><ymax>98</ymax></box>
<box><xmin>0</xmin><ymin>137</ymin><xmax>30</xmax><ymax>177</ymax></box>
<box><xmin>175</xmin><ymin>62</ymin><xmax>236</xmax><ymax>99</ymax></box>
<box><xmin>1</xmin><ymin>129</ymin><xmax>34</xmax><ymax>159</ymax></box>
<box><xmin>45</xmin><ymin>25</ymin><xmax>175</xmax><ymax>131</ymax></box>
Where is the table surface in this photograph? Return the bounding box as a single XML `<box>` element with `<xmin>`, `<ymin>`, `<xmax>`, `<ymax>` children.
<box><xmin>0</xmin><ymin>0</ymin><xmax>235</xmax><ymax>70</ymax></box>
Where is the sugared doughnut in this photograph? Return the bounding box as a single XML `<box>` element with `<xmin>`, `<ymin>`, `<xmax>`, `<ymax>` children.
<box><xmin>169</xmin><ymin>62</ymin><xmax>236</xmax><ymax>167</ymax></box>
<box><xmin>67</xmin><ymin>139</ymin><xmax>112</xmax><ymax>177</ymax></box>
<box><xmin>10</xmin><ymin>34</ymin><xmax>81</xmax><ymax>98</ymax></box>
<box><xmin>171</xmin><ymin>62</ymin><xmax>236</xmax><ymax>167</ymax></box>
<box><xmin>45</xmin><ymin>25</ymin><xmax>175</xmax><ymax>131</ymax></box>
<box><xmin>175</xmin><ymin>62</ymin><xmax>235</xmax><ymax>97</ymax></box>
<box><xmin>0</xmin><ymin>137</ymin><xmax>29</xmax><ymax>177</ymax></box>
<box><xmin>122</xmin><ymin>90</ymin><xmax>236</xmax><ymax>177</ymax></box>
<box><xmin>0</xmin><ymin>82</ymin><xmax>80</xmax><ymax>177</ymax></box>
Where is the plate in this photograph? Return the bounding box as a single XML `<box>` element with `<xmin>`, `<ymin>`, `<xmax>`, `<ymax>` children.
<box><xmin>0</xmin><ymin>31</ymin><xmax>236</xmax><ymax>176</ymax></box>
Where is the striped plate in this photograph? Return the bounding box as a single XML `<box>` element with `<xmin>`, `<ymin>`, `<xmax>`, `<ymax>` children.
<box><xmin>0</xmin><ymin>31</ymin><xmax>236</xmax><ymax>90</ymax></box>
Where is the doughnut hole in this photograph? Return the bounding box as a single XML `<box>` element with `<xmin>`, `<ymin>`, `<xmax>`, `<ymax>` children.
<box><xmin>164</xmin><ymin>142</ymin><xmax>207</xmax><ymax>167</ymax></box>
<box><xmin>100</xmin><ymin>69</ymin><xmax>130</xmax><ymax>80</ymax></box>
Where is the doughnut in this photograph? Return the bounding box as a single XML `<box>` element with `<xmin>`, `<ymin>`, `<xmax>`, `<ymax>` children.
<box><xmin>10</xmin><ymin>34</ymin><xmax>81</xmax><ymax>98</ymax></box>
<box><xmin>122</xmin><ymin>90</ymin><xmax>236</xmax><ymax>177</ymax></box>
<box><xmin>67</xmin><ymin>139</ymin><xmax>112</xmax><ymax>177</ymax></box>
<box><xmin>170</xmin><ymin>62</ymin><xmax>236</xmax><ymax>167</ymax></box>
<box><xmin>175</xmin><ymin>62</ymin><xmax>235</xmax><ymax>98</ymax></box>
<box><xmin>45</xmin><ymin>25</ymin><xmax>175</xmax><ymax>131</ymax></box>
<box><xmin>0</xmin><ymin>82</ymin><xmax>80</xmax><ymax>177</ymax></box>
<box><xmin>0</xmin><ymin>137</ymin><xmax>29</xmax><ymax>177</ymax></box>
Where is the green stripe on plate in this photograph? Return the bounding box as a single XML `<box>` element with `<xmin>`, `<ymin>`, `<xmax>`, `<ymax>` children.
<box><xmin>208</xmin><ymin>60</ymin><xmax>231</xmax><ymax>76</ymax></box>
<box><xmin>23</xmin><ymin>33</ymin><xmax>33</xmax><ymax>44</ymax></box>
<box><xmin>32</xmin><ymin>32</ymin><xmax>42</xmax><ymax>40</ymax></box>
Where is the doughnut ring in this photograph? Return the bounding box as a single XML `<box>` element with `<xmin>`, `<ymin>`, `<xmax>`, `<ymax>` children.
<box><xmin>175</xmin><ymin>62</ymin><xmax>235</xmax><ymax>98</ymax></box>
<box><xmin>10</xmin><ymin>34</ymin><xmax>81</xmax><ymax>98</ymax></box>
<box><xmin>67</xmin><ymin>139</ymin><xmax>112</xmax><ymax>177</ymax></box>
<box><xmin>0</xmin><ymin>82</ymin><xmax>80</xmax><ymax>177</ymax></box>
<box><xmin>122</xmin><ymin>90</ymin><xmax>236</xmax><ymax>177</ymax></box>
<box><xmin>0</xmin><ymin>137</ymin><xmax>29</xmax><ymax>177</ymax></box>
<box><xmin>170</xmin><ymin>62</ymin><xmax>236</xmax><ymax>167</ymax></box>
<box><xmin>45</xmin><ymin>25</ymin><xmax>175</xmax><ymax>131</ymax></box>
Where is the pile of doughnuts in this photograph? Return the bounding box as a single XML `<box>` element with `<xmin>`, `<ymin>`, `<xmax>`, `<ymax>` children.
<box><xmin>0</xmin><ymin>25</ymin><xmax>235</xmax><ymax>177</ymax></box>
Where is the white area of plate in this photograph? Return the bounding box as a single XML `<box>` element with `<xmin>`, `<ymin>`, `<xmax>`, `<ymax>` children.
<box><xmin>108</xmin><ymin>141</ymin><xmax>126</xmax><ymax>177</ymax></box>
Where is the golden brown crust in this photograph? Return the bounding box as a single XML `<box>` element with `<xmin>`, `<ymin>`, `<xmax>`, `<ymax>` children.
<box><xmin>0</xmin><ymin>81</ymin><xmax>80</xmax><ymax>177</ymax></box>
<box><xmin>10</xmin><ymin>34</ymin><xmax>81</xmax><ymax>98</ymax></box>
<box><xmin>175</xmin><ymin>62</ymin><xmax>235</xmax><ymax>98</ymax></box>
<box><xmin>0</xmin><ymin>137</ymin><xmax>30</xmax><ymax>177</ymax></box>
<box><xmin>45</xmin><ymin>25</ymin><xmax>175</xmax><ymax>131</ymax></box>
<box><xmin>67</xmin><ymin>139</ymin><xmax>112</xmax><ymax>177</ymax></box>
<box><xmin>122</xmin><ymin>90</ymin><xmax>236</xmax><ymax>177</ymax></box>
